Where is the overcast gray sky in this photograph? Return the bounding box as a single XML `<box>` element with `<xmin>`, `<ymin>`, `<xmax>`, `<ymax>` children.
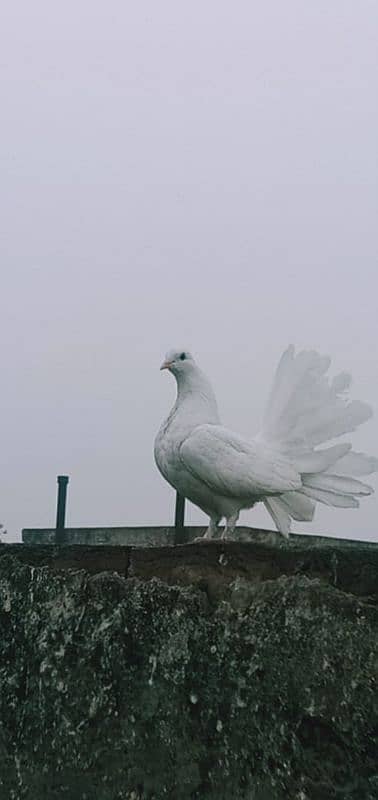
<box><xmin>2</xmin><ymin>2</ymin><xmax>377</xmax><ymax>542</ymax></box>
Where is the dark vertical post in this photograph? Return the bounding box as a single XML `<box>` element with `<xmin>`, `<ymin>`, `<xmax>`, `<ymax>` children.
<box><xmin>55</xmin><ymin>475</ymin><xmax>69</xmax><ymax>544</ymax></box>
<box><xmin>174</xmin><ymin>492</ymin><xmax>186</xmax><ymax>544</ymax></box>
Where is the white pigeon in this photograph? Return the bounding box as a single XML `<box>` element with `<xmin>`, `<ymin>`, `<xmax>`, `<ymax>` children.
<box><xmin>154</xmin><ymin>347</ymin><xmax>378</xmax><ymax>539</ymax></box>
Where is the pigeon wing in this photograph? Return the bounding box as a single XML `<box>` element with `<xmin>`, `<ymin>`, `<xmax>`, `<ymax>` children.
<box><xmin>180</xmin><ymin>424</ymin><xmax>301</xmax><ymax>499</ymax></box>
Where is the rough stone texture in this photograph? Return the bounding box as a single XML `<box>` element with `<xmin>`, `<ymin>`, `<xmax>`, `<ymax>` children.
<box><xmin>0</xmin><ymin>539</ymin><xmax>377</xmax><ymax>799</ymax></box>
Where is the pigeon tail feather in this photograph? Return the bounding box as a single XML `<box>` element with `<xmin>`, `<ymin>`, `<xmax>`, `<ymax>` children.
<box><xmin>261</xmin><ymin>347</ymin><xmax>377</xmax><ymax>534</ymax></box>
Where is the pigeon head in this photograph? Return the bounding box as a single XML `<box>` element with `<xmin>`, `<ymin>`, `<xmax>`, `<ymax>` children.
<box><xmin>160</xmin><ymin>349</ymin><xmax>195</xmax><ymax>375</ymax></box>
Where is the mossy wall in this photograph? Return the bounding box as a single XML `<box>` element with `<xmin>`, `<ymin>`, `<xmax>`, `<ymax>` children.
<box><xmin>0</xmin><ymin>541</ymin><xmax>377</xmax><ymax>799</ymax></box>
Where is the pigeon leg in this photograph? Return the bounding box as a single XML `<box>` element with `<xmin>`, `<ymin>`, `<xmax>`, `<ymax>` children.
<box><xmin>203</xmin><ymin>517</ymin><xmax>221</xmax><ymax>540</ymax></box>
<box><xmin>222</xmin><ymin>512</ymin><xmax>239</xmax><ymax>540</ymax></box>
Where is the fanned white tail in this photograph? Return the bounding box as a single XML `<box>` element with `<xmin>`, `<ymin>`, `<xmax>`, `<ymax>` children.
<box><xmin>260</xmin><ymin>346</ymin><xmax>377</xmax><ymax>536</ymax></box>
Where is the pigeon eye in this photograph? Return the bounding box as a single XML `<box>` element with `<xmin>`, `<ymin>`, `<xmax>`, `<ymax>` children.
<box><xmin>180</xmin><ymin>352</ymin><xmax>186</xmax><ymax>361</ymax></box>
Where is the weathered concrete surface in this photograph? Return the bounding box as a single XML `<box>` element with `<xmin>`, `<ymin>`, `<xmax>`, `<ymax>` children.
<box><xmin>22</xmin><ymin>526</ymin><xmax>178</xmax><ymax>547</ymax></box>
<box><xmin>22</xmin><ymin>524</ymin><xmax>378</xmax><ymax>549</ymax></box>
<box><xmin>0</xmin><ymin>540</ymin><xmax>377</xmax><ymax>799</ymax></box>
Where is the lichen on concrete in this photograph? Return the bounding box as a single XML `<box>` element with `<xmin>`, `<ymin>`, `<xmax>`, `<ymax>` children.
<box><xmin>0</xmin><ymin>547</ymin><xmax>377</xmax><ymax>799</ymax></box>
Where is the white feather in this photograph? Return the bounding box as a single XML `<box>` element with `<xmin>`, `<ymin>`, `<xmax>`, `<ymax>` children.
<box><xmin>292</xmin><ymin>443</ymin><xmax>351</xmax><ymax>474</ymax></box>
<box><xmin>301</xmin><ymin>487</ymin><xmax>359</xmax><ymax>509</ymax></box>
<box><xmin>326</xmin><ymin>450</ymin><xmax>378</xmax><ymax>477</ymax></box>
<box><xmin>278</xmin><ymin>491</ymin><xmax>315</xmax><ymax>522</ymax></box>
<box><xmin>263</xmin><ymin>498</ymin><xmax>291</xmax><ymax>538</ymax></box>
<box><xmin>303</xmin><ymin>473</ymin><xmax>373</xmax><ymax>497</ymax></box>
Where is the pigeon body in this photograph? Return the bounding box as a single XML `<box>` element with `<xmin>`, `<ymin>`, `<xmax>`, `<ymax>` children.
<box><xmin>154</xmin><ymin>347</ymin><xmax>377</xmax><ymax>538</ymax></box>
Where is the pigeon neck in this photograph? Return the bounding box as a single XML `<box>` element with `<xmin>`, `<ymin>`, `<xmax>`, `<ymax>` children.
<box><xmin>175</xmin><ymin>365</ymin><xmax>220</xmax><ymax>422</ymax></box>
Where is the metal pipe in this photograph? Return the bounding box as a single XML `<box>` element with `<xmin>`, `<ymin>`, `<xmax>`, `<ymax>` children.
<box><xmin>55</xmin><ymin>475</ymin><xmax>69</xmax><ymax>543</ymax></box>
<box><xmin>174</xmin><ymin>492</ymin><xmax>185</xmax><ymax>542</ymax></box>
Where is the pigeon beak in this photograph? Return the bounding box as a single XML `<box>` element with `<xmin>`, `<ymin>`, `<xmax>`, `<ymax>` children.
<box><xmin>160</xmin><ymin>361</ymin><xmax>173</xmax><ymax>371</ymax></box>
